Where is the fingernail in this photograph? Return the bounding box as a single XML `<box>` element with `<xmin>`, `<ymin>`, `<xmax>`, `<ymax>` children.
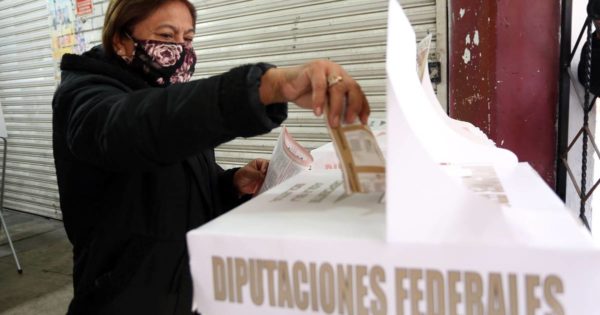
<box><xmin>315</xmin><ymin>107</ymin><xmax>322</xmax><ymax>116</ymax></box>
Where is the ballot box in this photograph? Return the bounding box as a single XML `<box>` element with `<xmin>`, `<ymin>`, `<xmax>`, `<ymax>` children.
<box><xmin>187</xmin><ymin>1</ymin><xmax>600</xmax><ymax>314</ymax></box>
<box><xmin>188</xmin><ymin>168</ymin><xmax>599</xmax><ymax>315</ymax></box>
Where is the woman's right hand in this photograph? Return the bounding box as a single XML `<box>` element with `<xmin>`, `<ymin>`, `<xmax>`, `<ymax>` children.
<box><xmin>260</xmin><ymin>60</ymin><xmax>371</xmax><ymax>127</ymax></box>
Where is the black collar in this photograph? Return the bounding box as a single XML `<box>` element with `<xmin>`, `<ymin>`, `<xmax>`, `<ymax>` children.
<box><xmin>60</xmin><ymin>45</ymin><xmax>149</xmax><ymax>90</ymax></box>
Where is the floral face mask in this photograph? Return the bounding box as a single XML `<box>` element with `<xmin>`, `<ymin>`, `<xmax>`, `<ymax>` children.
<box><xmin>123</xmin><ymin>35</ymin><xmax>197</xmax><ymax>87</ymax></box>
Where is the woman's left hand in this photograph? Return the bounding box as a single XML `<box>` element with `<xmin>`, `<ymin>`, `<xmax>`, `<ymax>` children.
<box><xmin>260</xmin><ymin>60</ymin><xmax>370</xmax><ymax>127</ymax></box>
<box><xmin>233</xmin><ymin>158</ymin><xmax>269</xmax><ymax>196</ymax></box>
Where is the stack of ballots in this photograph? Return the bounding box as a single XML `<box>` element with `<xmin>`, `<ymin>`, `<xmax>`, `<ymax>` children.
<box><xmin>187</xmin><ymin>1</ymin><xmax>600</xmax><ymax>314</ymax></box>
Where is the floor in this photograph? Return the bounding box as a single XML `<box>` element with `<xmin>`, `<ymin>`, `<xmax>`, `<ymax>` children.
<box><xmin>0</xmin><ymin>209</ymin><xmax>72</xmax><ymax>314</ymax></box>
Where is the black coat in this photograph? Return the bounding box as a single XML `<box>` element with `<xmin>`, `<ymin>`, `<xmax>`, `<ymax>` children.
<box><xmin>52</xmin><ymin>46</ymin><xmax>287</xmax><ymax>314</ymax></box>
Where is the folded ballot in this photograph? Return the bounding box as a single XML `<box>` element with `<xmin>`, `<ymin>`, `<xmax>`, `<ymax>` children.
<box><xmin>325</xmin><ymin>121</ymin><xmax>386</xmax><ymax>193</ymax></box>
<box><xmin>258</xmin><ymin>126</ymin><xmax>313</xmax><ymax>194</ymax></box>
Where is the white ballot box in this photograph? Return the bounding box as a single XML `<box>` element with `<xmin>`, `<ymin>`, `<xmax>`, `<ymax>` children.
<box><xmin>188</xmin><ymin>167</ymin><xmax>600</xmax><ymax>315</ymax></box>
<box><xmin>187</xmin><ymin>1</ymin><xmax>600</xmax><ymax>314</ymax></box>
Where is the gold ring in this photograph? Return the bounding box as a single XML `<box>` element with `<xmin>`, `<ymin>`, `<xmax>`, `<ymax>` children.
<box><xmin>327</xmin><ymin>75</ymin><xmax>343</xmax><ymax>87</ymax></box>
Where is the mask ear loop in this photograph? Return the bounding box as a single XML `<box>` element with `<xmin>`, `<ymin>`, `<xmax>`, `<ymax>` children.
<box><xmin>119</xmin><ymin>32</ymin><xmax>136</xmax><ymax>64</ymax></box>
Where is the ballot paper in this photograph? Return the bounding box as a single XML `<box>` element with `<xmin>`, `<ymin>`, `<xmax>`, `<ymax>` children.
<box><xmin>416</xmin><ymin>33</ymin><xmax>432</xmax><ymax>81</ymax></box>
<box><xmin>326</xmin><ymin>120</ymin><xmax>386</xmax><ymax>193</ymax></box>
<box><xmin>311</xmin><ymin>119</ymin><xmax>386</xmax><ymax>171</ymax></box>
<box><xmin>258</xmin><ymin>126</ymin><xmax>313</xmax><ymax>194</ymax></box>
<box><xmin>311</xmin><ymin>129</ymin><xmax>386</xmax><ymax>171</ymax></box>
<box><xmin>440</xmin><ymin>163</ymin><xmax>510</xmax><ymax>206</ymax></box>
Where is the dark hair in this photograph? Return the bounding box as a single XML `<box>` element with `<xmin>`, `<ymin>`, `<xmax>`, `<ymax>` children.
<box><xmin>102</xmin><ymin>0</ymin><xmax>197</xmax><ymax>57</ymax></box>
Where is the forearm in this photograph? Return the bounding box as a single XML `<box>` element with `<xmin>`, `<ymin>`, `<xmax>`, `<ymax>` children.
<box><xmin>61</xmin><ymin>64</ymin><xmax>288</xmax><ymax>170</ymax></box>
<box><xmin>259</xmin><ymin>67</ymin><xmax>286</xmax><ymax>105</ymax></box>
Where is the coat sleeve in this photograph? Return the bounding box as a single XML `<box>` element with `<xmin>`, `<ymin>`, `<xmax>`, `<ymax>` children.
<box><xmin>53</xmin><ymin>64</ymin><xmax>287</xmax><ymax>171</ymax></box>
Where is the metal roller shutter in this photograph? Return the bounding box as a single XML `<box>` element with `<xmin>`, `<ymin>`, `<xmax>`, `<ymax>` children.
<box><xmin>0</xmin><ymin>0</ymin><xmax>445</xmax><ymax>218</ymax></box>
<box><xmin>0</xmin><ymin>0</ymin><xmax>60</xmax><ymax>219</ymax></box>
<box><xmin>0</xmin><ymin>0</ymin><xmax>110</xmax><ymax>219</ymax></box>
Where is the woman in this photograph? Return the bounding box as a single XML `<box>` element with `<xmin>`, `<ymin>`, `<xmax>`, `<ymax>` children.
<box><xmin>52</xmin><ymin>0</ymin><xmax>370</xmax><ymax>313</ymax></box>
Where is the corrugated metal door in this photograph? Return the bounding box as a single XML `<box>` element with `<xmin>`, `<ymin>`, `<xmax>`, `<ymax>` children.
<box><xmin>193</xmin><ymin>0</ymin><xmax>446</xmax><ymax>169</ymax></box>
<box><xmin>0</xmin><ymin>0</ymin><xmax>445</xmax><ymax>218</ymax></box>
<box><xmin>0</xmin><ymin>0</ymin><xmax>61</xmax><ymax>219</ymax></box>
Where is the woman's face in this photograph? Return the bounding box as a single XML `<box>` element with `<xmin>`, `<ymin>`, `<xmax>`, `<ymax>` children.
<box><xmin>114</xmin><ymin>1</ymin><xmax>195</xmax><ymax>59</ymax></box>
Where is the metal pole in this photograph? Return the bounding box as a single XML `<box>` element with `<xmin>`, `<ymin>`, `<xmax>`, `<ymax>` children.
<box><xmin>557</xmin><ymin>0</ymin><xmax>573</xmax><ymax>200</ymax></box>
<box><xmin>0</xmin><ymin>137</ymin><xmax>22</xmax><ymax>273</ymax></box>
